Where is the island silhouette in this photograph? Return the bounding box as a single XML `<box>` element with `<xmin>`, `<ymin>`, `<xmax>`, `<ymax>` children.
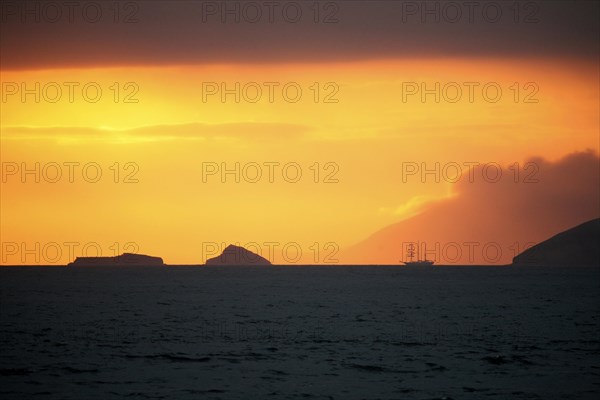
<box><xmin>66</xmin><ymin>244</ymin><xmax>272</xmax><ymax>266</ymax></box>
<box><xmin>512</xmin><ymin>218</ymin><xmax>599</xmax><ymax>267</ymax></box>
<box><xmin>64</xmin><ymin>219</ymin><xmax>599</xmax><ymax>267</ymax></box>
<box><xmin>68</xmin><ymin>253</ymin><xmax>164</xmax><ymax>266</ymax></box>
<box><xmin>205</xmin><ymin>244</ymin><xmax>272</xmax><ymax>266</ymax></box>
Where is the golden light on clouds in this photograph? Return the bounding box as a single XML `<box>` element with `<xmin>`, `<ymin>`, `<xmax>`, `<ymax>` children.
<box><xmin>1</xmin><ymin>58</ymin><xmax>598</xmax><ymax>264</ymax></box>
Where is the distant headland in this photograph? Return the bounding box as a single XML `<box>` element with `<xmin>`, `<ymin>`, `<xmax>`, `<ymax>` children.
<box><xmin>512</xmin><ymin>218</ymin><xmax>599</xmax><ymax>267</ymax></box>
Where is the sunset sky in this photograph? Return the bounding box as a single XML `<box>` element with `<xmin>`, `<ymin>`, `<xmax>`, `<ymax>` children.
<box><xmin>1</xmin><ymin>0</ymin><xmax>598</xmax><ymax>265</ymax></box>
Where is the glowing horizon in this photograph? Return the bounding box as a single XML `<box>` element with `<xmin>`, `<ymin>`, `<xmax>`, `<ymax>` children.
<box><xmin>2</xmin><ymin>56</ymin><xmax>598</xmax><ymax>265</ymax></box>
<box><xmin>1</xmin><ymin>1</ymin><xmax>599</xmax><ymax>265</ymax></box>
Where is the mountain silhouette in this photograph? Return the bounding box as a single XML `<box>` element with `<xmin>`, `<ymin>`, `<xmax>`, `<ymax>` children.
<box><xmin>341</xmin><ymin>152</ymin><xmax>599</xmax><ymax>265</ymax></box>
<box><xmin>512</xmin><ymin>218</ymin><xmax>600</xmax><ymax>266</ymax></box>
<box><xmin>205</xmin><ymin>245</ymin><xmax>271</xmax><ymax>266</ymax></box>
<box><xmin>68</xmin><ymin>253</ymin><xmax>165</xmax><ymax>266</ymax></box>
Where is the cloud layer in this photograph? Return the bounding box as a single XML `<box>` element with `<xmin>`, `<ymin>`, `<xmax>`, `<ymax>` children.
<box><xmin>343</xmin><ymin>150</ymin><xmax>600</xmax><ymax>265</ymax></box>
<box><xmin>2</xmin><ymin>1</ymin><xmax>598</xmax><ymax>70</ymax></box>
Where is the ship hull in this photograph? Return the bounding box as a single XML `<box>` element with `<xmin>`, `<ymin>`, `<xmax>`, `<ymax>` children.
<box><xmin>402</xmin><ymin>261</ymin><xmax>435</xmax><ymax>266</ymax></box>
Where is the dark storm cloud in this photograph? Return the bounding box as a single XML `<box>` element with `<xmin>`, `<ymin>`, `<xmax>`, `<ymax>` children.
<box><xmin>1</xmin><ymin>0</ymin><xmax>598</xmax><ymax>70</ymax></box>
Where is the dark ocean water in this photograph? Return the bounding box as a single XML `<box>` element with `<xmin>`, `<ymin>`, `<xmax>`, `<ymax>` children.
<box><xmin>1</xmin><ymin>266</ymin><xmax>599</xmax><ymax>399</ymax></box>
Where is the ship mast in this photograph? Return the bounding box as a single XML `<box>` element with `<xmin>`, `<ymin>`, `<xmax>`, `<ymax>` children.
<box><xmin>407</xmin><ymin>243</ymin><xmax>416</xmax><ymax>262</ymax></box>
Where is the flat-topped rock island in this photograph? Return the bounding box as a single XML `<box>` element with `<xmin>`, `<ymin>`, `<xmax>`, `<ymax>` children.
<box><xmin>67</xmin><ymin>253</ymin><xmax>165</xmax><ymax>266</ymax></box>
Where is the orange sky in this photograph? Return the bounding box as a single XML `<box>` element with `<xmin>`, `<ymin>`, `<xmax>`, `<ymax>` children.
<box><xmin>1</xmin><ymin>57</ymin><xmax>598</xmax><ymax>265</ymax></box>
